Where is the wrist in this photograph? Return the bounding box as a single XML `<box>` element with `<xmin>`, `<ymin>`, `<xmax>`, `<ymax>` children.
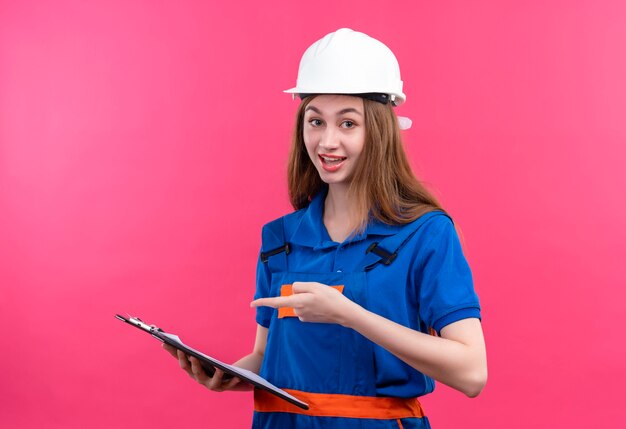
<box><xmin>339</xmin><ymin>300</ymin><xmax>367</xmax><ymax>329</ymax></box>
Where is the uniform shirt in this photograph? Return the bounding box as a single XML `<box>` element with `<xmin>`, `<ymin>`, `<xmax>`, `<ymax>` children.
<box><xmin>254</xmin><ymin>189</ymin><xmax>481</xmax><ymax>397</ymax></box>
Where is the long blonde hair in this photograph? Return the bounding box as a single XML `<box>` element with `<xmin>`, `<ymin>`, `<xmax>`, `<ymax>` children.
<box><xmin>287</xmin><ymin>96</ymin><xmax>446</xmax><ymax>233</ymax></box>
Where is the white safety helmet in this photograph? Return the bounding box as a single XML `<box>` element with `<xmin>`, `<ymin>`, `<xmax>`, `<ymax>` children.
<box><xmin>284</xmin><ymin>28</ymin><xmax>407</xmax><ymax>106</ymax></box>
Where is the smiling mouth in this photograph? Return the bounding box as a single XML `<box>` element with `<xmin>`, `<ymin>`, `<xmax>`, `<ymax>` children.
<box><xmin>319</xmin><ymin>155</ymin><xmax>347</xmax><ymax>165</ymax></box>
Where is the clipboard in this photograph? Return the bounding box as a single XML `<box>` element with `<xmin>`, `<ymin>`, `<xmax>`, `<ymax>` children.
<box><xmin>116</xmin><ymin>314</ymin><xmax>309</xmax><ymax>410</ymax></box>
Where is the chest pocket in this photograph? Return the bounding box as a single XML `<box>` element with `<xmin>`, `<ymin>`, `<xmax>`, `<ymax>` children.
<box><xmin>258</xmin><ymin>212</ymin><xmax>449</xmax><ymax>396</ymax></box>
<box><xmin>266</xmin><ymin>270</ymin><xmax>370</xmax><ymax>395</ymax></box>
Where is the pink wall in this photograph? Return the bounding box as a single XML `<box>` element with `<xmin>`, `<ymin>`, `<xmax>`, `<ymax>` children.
<box><xmin>1</xmin><ymin>1</ymin><xmax>624</xmax><ymax>428</ymax></box>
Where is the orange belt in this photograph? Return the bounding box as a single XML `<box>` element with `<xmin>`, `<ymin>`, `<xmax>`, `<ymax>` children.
<box><xmin>254</xmin><ymin>388</ymin><xmax>425</xmax><ymax>420</ymax></box>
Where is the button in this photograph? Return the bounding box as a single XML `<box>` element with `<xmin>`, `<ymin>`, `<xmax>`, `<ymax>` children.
<box><xmin>336</xmin><ymin>269</ymin><xmax>342</xmax><ymax>273</ymax></box>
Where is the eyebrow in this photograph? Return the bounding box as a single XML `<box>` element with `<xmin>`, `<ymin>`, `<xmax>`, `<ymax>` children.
<box><xmin>305</xmin><ymin>106</ymin><xmax>363</xmax><ymax>116</ymax></box>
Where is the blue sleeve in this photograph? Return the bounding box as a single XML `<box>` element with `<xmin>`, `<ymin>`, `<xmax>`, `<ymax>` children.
<box><xmin>415</xmin><ymin>216</ymin><xmax>481</xmax><ymax>335</ymax></box>
<box><xmin>253</xmin><ymin>250</ymin><xmax>273</xmax><ymax>328</ymax></box>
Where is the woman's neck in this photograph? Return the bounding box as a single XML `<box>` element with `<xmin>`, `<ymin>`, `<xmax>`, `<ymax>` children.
<box><xmin>323</xmin><ymin>184</ymin><xmax>356</xmax><ymax>243</ymax></box>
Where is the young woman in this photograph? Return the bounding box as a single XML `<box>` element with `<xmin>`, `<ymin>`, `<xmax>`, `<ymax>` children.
<box><xmin>165</xmin><ymin>28</ymin><xmax>487</xmax><ymax>429</ymax></box>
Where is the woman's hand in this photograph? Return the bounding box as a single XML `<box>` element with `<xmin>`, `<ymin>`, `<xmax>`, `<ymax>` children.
<box><xmin>250</xmin><ymin>281</ymin><xmax>359</xmax><ymax>326</ymax></box>
<box><xmin>162</xmin><ymin>344</ymin><xmax>252</xmax><ymax>392</ymax></box>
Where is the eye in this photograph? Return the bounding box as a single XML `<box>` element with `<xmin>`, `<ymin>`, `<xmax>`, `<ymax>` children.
<box><xmin>341</xmin><ymin>120</ymin><xmax>356</xmax><ymax>129</ymax></box>
<box><xmin>308</xmin><ymin>118</ymin><xmax>324</xmax><ymax>127</ymax></box>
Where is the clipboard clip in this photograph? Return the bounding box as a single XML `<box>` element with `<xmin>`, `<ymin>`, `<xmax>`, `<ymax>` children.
<box><xmin>116</xmin><ymin>314</ymin><xmax>162</xmax><ymax>333</ymax></box>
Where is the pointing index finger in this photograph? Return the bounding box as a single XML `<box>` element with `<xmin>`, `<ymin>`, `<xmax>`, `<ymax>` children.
<box><xmin>250</xmin><ymin>295</ymin><xmax>298</xmax><ymax>309</ymax></box>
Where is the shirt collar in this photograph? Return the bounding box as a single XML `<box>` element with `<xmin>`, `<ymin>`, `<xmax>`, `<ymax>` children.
<box><xmin>289</xmin><ymin>187</ymin><xmax>402</xmax><ymax>249</ymax></box>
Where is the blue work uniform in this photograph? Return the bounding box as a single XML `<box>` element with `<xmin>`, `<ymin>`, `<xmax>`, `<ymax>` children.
<box><xmin>253</xmin><ymin>188</ymin><xmax>481</xmax><ymax>429</ymax></box>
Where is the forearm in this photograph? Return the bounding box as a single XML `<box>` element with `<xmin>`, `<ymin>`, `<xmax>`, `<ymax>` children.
<box><xmin>231</xmin><ymin>324</ymin><xmax>268</xmax><ymax>375</ymax></box>
<box><xmin>232</xmin><ymin>350</ymin><xmax>265</xmax><ymax>374</ymax></box>
<box><xmin>343</xmin><ymin>304</ymin><xmax>487</xmax><ymax>397</ymax></box>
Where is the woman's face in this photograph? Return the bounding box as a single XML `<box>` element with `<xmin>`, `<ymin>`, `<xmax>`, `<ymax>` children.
<box><xmin>303</xmin><ymin>95</ymin><xmax>366</xmax><ymax>187</ymax></box>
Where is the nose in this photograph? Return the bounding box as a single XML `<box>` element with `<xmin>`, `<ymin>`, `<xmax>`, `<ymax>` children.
<box><xmin>319</xmin><ymin>128</ymin><xmax>340</xmax><ymax>150</ymax></box>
